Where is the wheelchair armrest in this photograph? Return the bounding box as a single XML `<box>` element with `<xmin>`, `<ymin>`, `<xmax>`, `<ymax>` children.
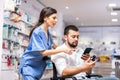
<box><xmin>86</xmin><ymin>73</ymin><xmax>103</xmax><ymax>78</ymax></box>
<box><xmin>50</xmin><ymin>76</ymin><xmax>77</xmax><ymax>80</ymax></box>
<box><xmin>61</xmin><ymin>76</ymin><xmax>77</xmax><ymax>80</ymax></box>
<box><xmin>50</xmin><ymin>61</ymin><xmax>77</xmax><ymax>80</ymax></box>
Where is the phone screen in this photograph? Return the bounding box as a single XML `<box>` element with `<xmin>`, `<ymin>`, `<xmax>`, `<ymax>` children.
<box><xmin>83</xmin><ymin>48</ymin><xmax>93</xmax><ymax>54</ymax></box>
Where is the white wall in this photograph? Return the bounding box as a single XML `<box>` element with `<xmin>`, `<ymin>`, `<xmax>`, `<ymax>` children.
<box><xmin>52</xmin><ymin>12</ymin><xmax>65</xmax><ymax>45</ymax></box>
<box><xmin>54</xmin><ymin>12</ymin><xmax>65</xmax><ymax>36</ymax></box>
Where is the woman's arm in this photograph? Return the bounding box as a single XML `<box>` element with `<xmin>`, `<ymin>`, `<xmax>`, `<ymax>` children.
<box><xmin>40</xmin><ymin>47</ymin><xmax>72</xmax><ymax>56</ymax></box>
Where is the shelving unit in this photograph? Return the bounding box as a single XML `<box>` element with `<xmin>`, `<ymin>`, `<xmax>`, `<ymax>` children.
<box><xmin>19</xmin><ymin>19</ymin><xmax>34</xmax><ymax>26</ymax></box>
<box><xmin>1</xmin><ymin>1</ymin><xmax>35</xmax><ymax>80</ymax></box>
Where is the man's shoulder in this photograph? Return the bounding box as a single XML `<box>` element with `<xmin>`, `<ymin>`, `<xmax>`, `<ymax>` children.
<box><xmin>51</xmin><ymin>44</ymin><xmax>66</xmax><ymax>59</ymax></box>
<box><xmin>56</xmin><ymin>44</ymin><xmax>65</xmax><ymax>49</ymax></box>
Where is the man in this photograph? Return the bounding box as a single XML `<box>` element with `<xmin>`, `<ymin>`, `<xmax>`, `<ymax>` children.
<box><xmin>51</xmin><ymin>25</ymin><xmax>119</xmax><ymax>80</ymax></box>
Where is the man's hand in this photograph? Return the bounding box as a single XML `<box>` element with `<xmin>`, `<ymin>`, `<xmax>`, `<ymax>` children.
<box><xmin>81</xmin><ymin>54</ymin><xmax>90</xmax><ymax>61</ymax></box>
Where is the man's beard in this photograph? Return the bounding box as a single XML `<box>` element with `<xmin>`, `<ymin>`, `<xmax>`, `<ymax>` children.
<box><xmin>68</xmin><ymin>41</ymin><xmax>78</xmax><ymax>48</ymax></box>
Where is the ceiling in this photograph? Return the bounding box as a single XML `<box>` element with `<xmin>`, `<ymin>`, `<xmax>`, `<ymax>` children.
<box><xmin>39</xmin><ymin>0</ymin><xmax>120</xmax><ymax>26</ymax></box>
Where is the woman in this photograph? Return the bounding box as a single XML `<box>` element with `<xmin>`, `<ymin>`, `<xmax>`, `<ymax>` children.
<box><xmin>18</xmin><ymin>7</ymin><xmax>72</xmax><ymax>80</ymax></box>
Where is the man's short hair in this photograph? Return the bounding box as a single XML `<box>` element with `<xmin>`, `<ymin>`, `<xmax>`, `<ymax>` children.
<box><xmin>64</xmin><ymin>25</ymin><xmax>79</xmax><ymax>35</ymax></box>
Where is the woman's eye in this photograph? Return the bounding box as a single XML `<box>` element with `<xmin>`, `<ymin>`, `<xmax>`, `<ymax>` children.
<box><xmin>53</xmin><ymin>17</ymin><xmax>56</xmax><ymax>19</ymax></box>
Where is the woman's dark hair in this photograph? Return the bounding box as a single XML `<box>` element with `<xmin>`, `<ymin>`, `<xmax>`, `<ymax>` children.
<box><xmin>64</xmin><ymin>25</ymin><xmax>79</xmax><ymax>35</ymax></box>
<box><xmin>29</xmin><ymin>7</ymin><xmax>57</xmax><ymax>39</ymax></box>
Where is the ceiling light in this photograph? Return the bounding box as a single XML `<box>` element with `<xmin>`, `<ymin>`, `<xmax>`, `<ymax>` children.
<box><xmin>111</xmin><ymin>19</ymin><xmax>118</xmax><ymax>22</ymax></box>
<box><xmin>65</xmin><ymin>6</ymin><xmax>69</xmax><ymax>10</ymax></box>
<box><xmin>76</xmin><ymin>17</ymin><xmax>79</xmax><ymax>20</ymax></box>
<box><xmin>108</xmin><ymin>3</ymin><xmax>117</xmax><ymax>7</ymax></box>
<box><xmin>111</xmin><ymin>12</ymin><xmax>118</xmax><ymax>16</ymax></box>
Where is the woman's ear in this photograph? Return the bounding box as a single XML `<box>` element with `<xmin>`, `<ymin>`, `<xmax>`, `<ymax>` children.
<box><xmin>44</xmin><ymin>17</ymin><xmax>47</xmax><ymax>21</ymax></box>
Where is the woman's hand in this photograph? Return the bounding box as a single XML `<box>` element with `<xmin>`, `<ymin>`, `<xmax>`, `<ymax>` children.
<box><xmin>52</xmin><ymin>43</ymin><xmax>57</xmax><ymax>49</ymax></box>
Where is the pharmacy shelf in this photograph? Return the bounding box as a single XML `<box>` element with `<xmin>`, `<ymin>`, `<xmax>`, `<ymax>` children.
<box><xmin>3</xmin><ymin>38</ymin><xmax>19</xmax><ymax>44</ymax></box>
<box><xmin>19</xmin><ymin>19</ymin><xmax>34</xmax><ymax>26</ymax></box>
<box><xmin>18</xmin><ymin>31</ymin><xmax>29</xmax><ymax>37</ymax></box>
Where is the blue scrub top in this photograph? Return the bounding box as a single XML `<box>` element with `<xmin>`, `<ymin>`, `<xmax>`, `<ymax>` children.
<box><xmin>18</xmin><ymin>26</ymin><xmax>53</xmax><ymax>79</ymax></box>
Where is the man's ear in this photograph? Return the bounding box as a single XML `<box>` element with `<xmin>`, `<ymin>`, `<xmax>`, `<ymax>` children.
<box><xmin>64</xmin><ymin>35</ymin><xmax>67</xmax><ymax>41</ymax></box>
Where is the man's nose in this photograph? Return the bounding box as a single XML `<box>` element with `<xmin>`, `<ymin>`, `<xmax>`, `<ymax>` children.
<box><xmin>75</xmin><ymin>37</ymin><xmax>78</xmax><ymax>40</ymax></box>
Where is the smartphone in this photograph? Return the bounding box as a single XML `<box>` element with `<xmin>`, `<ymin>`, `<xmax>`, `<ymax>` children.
<box><xmin>83</xmin><ymin>48</ymin><xmax>93</xmax><ymax>54</ymax></box>
<box><xmin>90</xmin><ymin>55</ymin><xmax>96</xmax><ymax>61</ymax></box>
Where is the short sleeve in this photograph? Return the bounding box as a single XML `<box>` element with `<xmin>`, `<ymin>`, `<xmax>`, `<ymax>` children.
<box><xmin>26</xmin><ymin>27</ymin><xmax>53</xmax><ymax>53</ymax></box>
<box><xmin>31</xmin><ymin>32</ymin><xmax>46</xmax><ymax>51</ymax></box>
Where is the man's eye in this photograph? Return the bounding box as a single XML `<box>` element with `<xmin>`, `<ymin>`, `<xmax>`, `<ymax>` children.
<box><xmin>71</xmin><ymin>35</ymin><xmax>79</xmax><ymax>38</ymax></box>
<box><xmin>71</xmin><ymin>36</ymin><xmax>75</xmax><ymax>38</ymax></box>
